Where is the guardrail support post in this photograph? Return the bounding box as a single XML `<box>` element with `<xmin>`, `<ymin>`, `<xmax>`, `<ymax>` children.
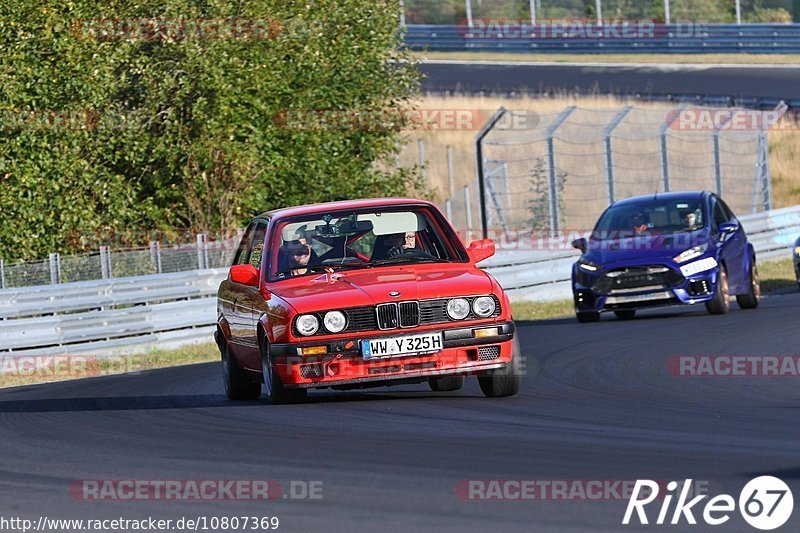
<box><xmin>544</xmin><ymin>106</ymin><xmax>576</xmax><ymax>236</ymax></box>
<box><xmin>150</xmin><ymin>241</ymin><xmax>162</xmax><ymax>274</ymax></box>
<box><xmin>445</xmin><ymin>199</ymin><xmax>453</xmax><ymax>222</ymax></box>
<box><xmin>0</xmin><ymin>259</ymin><xmax>5</xmax><ymax>289</ymax></box>
<box><xmin>49</xmin><ymin>253</ymin><xmax>61</xmax><ymax>285</ymax></box>
<box><xmin>603</xmin><ymin>106</ymin><xmax>632</xmax><ymax>205</ymax></box>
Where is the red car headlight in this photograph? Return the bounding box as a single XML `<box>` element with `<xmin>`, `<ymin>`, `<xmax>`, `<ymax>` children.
<box><xmin>296</xmin><ymin>314</ymin><xmax>320</xmax><ymax>336</ymax></box>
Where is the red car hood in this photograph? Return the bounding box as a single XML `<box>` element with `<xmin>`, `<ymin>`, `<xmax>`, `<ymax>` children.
<box><xmin>269</xmin><ymin>265</ymin><xmax>492</xmax><ymax>312</ymax></box>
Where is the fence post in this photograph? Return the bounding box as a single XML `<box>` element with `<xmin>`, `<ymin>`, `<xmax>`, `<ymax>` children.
<box><xmin>150</xmin><ymin>241</ymin><xmax>162</xmax><ymax>274</ymax></box>
<box><xmin>418</xmin><ymin>139</ymin><xmax>427</xmax><ymax>181</ymax></box>
<box><xmin>475</xmin><ymin>107</ymin><xmax>508</xmax><ymax>239</ymax></box>
<box><xmin>447</xmin><ymin>145</ymin><xmax>455</xmax><ymax>199</ymax></box>
<box><xmin>0</xmin><ymin>259</ymin><xmax>5</xmax><ymax>289</ymax></box>
<box><xmin>196</xmin><ymin>234</ymin><xmax>206</xmax><ymax>270</ymax></box>
<box><xmin>464</xmin><ymin>185</ymin><xmax>473</xmax><ymax>232</ymax></box>
<box><xmin>603</xmin><ymin>106</ymin><xmax>632</xmax><ymax>205</ymax></box>
<box><xmin>759</xmin><ymin>131</ymin><xmax>772</xmax><ymax>211</ymax></box>
<box><xmin>49</xmin><ymin>253</ymin><xmax>61</xmax><ymax>285</ymax></box>
<box><xmin>545</xmin><ymin>106</ymin><xmax>576</xmax><ymax>235</ymax></box>
<box><xmin>445</xmin><ymin>199</ymin><xmax>453</xmax><ymax>222</ymax></box>
<box><xmin>100</xmin><ymin>246</ymin><xmax>110</xmax><ymax>279</ymax></box>
<box><xmin>659</xmin><ymin>106</ymin><xmax>684</xmax><ymax>193</ymax></box>
<box><xmin>711</xmin><ymin>111</ymin><xmax>735</xmax><ymax>197</ymax></box>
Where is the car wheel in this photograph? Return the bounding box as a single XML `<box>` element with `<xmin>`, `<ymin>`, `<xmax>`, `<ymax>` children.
<box><xmin>614</xmin><ymin>310</ymin><xmax>636</xmax><ymax>320</ymax></box>
<box><xmin>261</xmin><ymin>337</ymin><xmax>307</xmax><ymax>404</ymax></box>
<box><xmin>428</xmin><ymin>375</ymin><xmax>465</xmax><ymax>392</ymax></box>
<box><xmin>576</xmin><ymin>311</ymin><xmax>600</xmax><ymax>323</ymax></box>
<box><xmin>736</xmin><ymin>258</ymin><xmax>760</xmax><ymax>309</ymax></box>
<box><xmin>706</xmin><ymin>265</ymin><xmax>730</xmax><ymax>315</ymax></box>
<box><xmin>478</xmin><ymin>336</ymin><xmax>523</xmax><ymax>398</ymax></box>
<box><xmin>221</xmin><ymin>341</ymin><xmax>261</xmax><ymax>401</ymax></box>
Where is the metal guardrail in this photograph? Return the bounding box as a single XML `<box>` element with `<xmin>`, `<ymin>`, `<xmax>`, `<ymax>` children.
<box><xmin>0</xmin><ymin>269</ymin><xmax>226</xmax><ymax>356</ymax></box>
<box><xmin>404</xmin><ymin>24</ymin><xmax>800</xmax><ymax>54</ymax></box>
<box><xmin>1</xmin><ymin>206</ymin><xmax>798</xmax><ymax>356</ymax></box>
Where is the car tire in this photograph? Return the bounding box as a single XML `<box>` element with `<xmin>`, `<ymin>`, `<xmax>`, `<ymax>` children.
<box><xmin>261</xmin><ymin>337</ymin><xmax>307</xmax><ymax>405</ymax></box>
<box><xmin>428</xmin><ymin>375</ymin><xmax>465</xmax><ymax>392</ymax></box>
<box><xmin>478</xmin><ymin>336</ymin><xmax>523</xmax><ymax>398</ymax></box>
<box><xmin>614</xmin><ymin>310</ymin><xmax>636</xmax><ymax>320</ymax></box>
<box><xmin>706</xmin><ymin>265</ymin><xmax>730</xmax><ymax>315</ymax></box>
<box><xmin>221</xmin><ymin>341</ymin><xmax>261</xmax><ymax>401</ymax></box>
<box><xmin>736</xmin><ymin>258</ymin><xmax>760</xmax><ymax>309</ymax></box>
<box><xmin>576</xmin><ymin>311</ymin><xmax>600</xmax><ymax>323</ymax></box>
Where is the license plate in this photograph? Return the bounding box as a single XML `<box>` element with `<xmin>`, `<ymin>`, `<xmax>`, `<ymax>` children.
<box><xmin>362</xmin><ymin>332</ymin><xmax>443</xmax><ymax>360</ymax></box>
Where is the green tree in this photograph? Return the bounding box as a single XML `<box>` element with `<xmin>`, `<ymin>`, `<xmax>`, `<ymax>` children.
<box><xmin>0</xmin><ymin>0</ymin><xmax>422</xmax><ymax>262</ymax></box>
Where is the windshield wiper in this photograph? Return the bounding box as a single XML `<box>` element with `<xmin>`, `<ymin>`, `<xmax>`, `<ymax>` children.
<box><xmin>369</xmin><ymin>257</ymin><xmax>451</xmax><ymax>266</ymax></box>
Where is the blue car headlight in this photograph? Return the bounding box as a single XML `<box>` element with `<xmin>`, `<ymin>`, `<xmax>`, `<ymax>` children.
<box><xmin>673</xmin><ymin>243</ymin><xmax>708</xmax><ymax>264</ymax></box>
<box><xmin>578</xmin><ymin>260</ymin><xmax>600</xmax><ymax>272</ymax></box>
<box><xmin>795</xmin><ymin>246</ymin><xmax>800</xmax><ymax>256</ymax></box>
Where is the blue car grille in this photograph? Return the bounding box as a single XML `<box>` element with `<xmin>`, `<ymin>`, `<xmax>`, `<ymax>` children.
<box><xmin>592</xmin><ymin>266</ymin><xmax>684</xmax><ymax>295</ymax></box>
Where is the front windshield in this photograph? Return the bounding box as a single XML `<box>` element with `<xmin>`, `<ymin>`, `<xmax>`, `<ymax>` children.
<box><xmin>269</xmin><ymin>207</ymin><xmax>462</xmax><ymax>280</ymax></box>
<box><xmin>592</xmin><ymin>198</ymin><xmax>706</xmax><ymax>240</ymax></box>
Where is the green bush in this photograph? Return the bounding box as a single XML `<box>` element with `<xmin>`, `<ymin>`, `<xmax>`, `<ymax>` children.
<box><xmin>0</xmin><ymin>0</ymin><xmax>422</xmax><ymax>262</ymax></box>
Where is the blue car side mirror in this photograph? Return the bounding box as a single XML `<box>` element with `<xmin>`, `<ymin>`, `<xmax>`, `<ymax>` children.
<box><xmin>719</xmin><ymin>222</ymin><xmax>739</xmax><ymax>234</ymax></box>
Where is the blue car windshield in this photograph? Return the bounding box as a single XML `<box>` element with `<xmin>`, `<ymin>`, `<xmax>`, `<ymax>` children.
<box><xmin>593</xmin><ymin>199</ymin><xmax>706</xmax><ymax>239</ymax></box>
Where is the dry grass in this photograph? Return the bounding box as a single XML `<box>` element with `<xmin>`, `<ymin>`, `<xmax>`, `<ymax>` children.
<box><xmin>414</xmin><ymin>51</ymin><xmax>800</xmax><ymax>65</ymax></box>
<box><xmin>0</xmin><ymin>343</ymin><xmax>217</xmax><ymax>389</ymax></box>
<box><xmin>400</xmin><ymin>94</ymin><xmax>800</xmax><ymax>210</ymax></box>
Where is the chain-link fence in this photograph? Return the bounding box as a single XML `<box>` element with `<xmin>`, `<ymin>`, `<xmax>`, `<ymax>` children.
<box><xmin>404</xmin><ymin>0</ymin><xmax>797</xmax><ymax>24</ymax></box>
<box><xmin>443</xmin><ymin>103</ymin><xmax>780</xmax><ymax>235</ymax></box>
<box><xmin>0</xmin><ymin>234</ymin><xmax>240</xmax><ymax>290</ymax></box>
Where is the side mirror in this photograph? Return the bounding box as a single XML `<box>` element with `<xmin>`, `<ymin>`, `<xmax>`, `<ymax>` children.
<box><xmin>572</xmin><ymin>238</ymin><xmax>587</xmax><ymax>253</ymax></box>
<box><xmin>230</xmin><ymin>264</ymin><xmax>259</xmax><ymax>287</ymax></box>
<box><xmin>467</xmin><ymin>239</ymin><xmax>495</xmax><ymax>264</ymax></box>
<box><xmin>719</xmin><ymin>222</ymin><xmax>739</xmax><ymax>235</ymax></box>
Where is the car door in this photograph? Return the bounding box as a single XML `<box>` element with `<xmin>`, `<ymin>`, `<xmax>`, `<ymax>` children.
<box><xmin>719</xmin><ymin>198</ymin><xmax>748</xmax><ymax>292</ymax></box>
<box><xmin>224</xmin><ymin>223</ymin><xmax>256</xmax><ymax>348</ymax></box>
<box><xmin>233</xmin><ymin>221</ymin><xmax>268</xmax><ymax>370</ymax></box>
<box><xmin>711</xmin><ymin>196</ymin><xmax>746</xmax><ymax>291</ymax></box>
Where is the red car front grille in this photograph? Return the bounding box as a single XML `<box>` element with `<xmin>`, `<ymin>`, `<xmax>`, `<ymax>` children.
<box><xmin>293</xmin><ymin>295</ymin><xmax>502</xmax><ymax>337</ymax></box>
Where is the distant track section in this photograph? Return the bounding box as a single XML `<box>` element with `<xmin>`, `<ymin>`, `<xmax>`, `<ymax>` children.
<box><xmin>420</xmin><ymin>61</ymin><xmax>800</xmax><ymax>107</ymax></box>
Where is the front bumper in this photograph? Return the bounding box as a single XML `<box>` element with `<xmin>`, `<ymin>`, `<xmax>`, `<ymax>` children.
<box><xmin>573</xmin><ymin>261</ymin><xmax>721</xmax><ymax>313</ymax></box>
<box><xmin>270</xmin><ymin>321</ymin><xmax>515</xmax><ymax>389</ymax></box>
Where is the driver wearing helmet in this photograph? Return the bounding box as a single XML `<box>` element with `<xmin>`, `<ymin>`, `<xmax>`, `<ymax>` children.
<box><xmin>633</xmin><ymin>211</ymin><xmax>649</xmax><ymax>234</ymax></box>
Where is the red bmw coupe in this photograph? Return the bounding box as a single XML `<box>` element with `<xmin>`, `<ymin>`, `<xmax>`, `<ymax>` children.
<box><xmin>215</xmin><ymin>198</ymin><xmax>522</xmax><ymax>403</ymax></box>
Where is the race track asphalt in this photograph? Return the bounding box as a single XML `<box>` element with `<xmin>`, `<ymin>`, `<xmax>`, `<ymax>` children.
<box><xmin>1</xmin><ymin>292</ymin><xmax>799</xmax><ymax>532</ymax></box>
<box><xmin>420</xmin><ymin>61</ymin><xmax>800</xmax><ymax>104</ymax></box>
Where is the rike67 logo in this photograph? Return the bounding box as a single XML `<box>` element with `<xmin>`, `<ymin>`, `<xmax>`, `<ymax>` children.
<box><xmin>623</xmin><ymin>477</ymin><xmax>793</xmax><ymax>530</ymax></box>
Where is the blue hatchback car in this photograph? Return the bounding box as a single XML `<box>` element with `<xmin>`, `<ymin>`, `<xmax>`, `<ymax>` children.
<box><xmin>571</xmin><ymin>191</ymin><xmax>760</xmax><ymax>322</ymax></box>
